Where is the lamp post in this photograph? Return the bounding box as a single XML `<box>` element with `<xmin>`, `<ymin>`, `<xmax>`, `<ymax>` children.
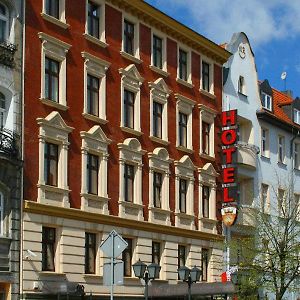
<box><xmin>133</xmin><ymin>259</ymin><xmax>161</xmax><ymax>300</ymax></box>
<box><xmin>177</xmin><ymin>265</ymin><xmax>202</xmax><ymax>300</ymax></box>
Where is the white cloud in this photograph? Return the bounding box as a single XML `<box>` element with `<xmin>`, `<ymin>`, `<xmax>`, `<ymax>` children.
<box><xmin>146</xmin><ymin>0</ymin><xmax>300</xmax><ymax>49</ymax></box>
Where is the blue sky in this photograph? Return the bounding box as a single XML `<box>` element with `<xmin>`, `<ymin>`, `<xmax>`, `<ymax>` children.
<box><xmin>145</xmin><ymin>0</ymin><xmax>300</xmax><ymax>98</ymax></box>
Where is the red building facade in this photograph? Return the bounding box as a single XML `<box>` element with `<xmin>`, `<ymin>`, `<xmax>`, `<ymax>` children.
<box><xmin>22</xmin><ymin>0</ymin><xmax>231</xmax><ymax>298</ymax></box>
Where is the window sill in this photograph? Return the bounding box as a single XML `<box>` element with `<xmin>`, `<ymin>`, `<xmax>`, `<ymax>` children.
<box><xmin>83</xmin><ymin>274</ymin><xmax>102</xmax><ymax>279</ymax></box>
<box><xmin>83</xmin><ymin>33</ymin><xmax>108</xmax><ymax>48</ymax></box>
<box><xmin>175</xmin><ymin>211</ymin><xmax>195</xmax><ymax>219</ymax></box>
<box><xmin>37</xmin><ymin>183</ymin><xmax>71</xmax><ymax>193</ymax></box>
<box><xmin>121</xmin><ymin>126</ymin><xmax>143</xmax><ymax>137</ymax></box>
<box><xmin>176</xmin><ymin>145</ymin><xmax>194</xmax><ymax>154</ymax></box>
<box><xmin>238</xmin><ymin>91</ymin><xmax>248</xmax><ymax>98</ymax></box>
<box><xmin>149</xmin><ymin>65</ymin><xmax>169</xmax><ymax>77</ymax></box>
<box><xmin>39</xmin><ymin>271</ymin><xmax>66</xmax><ymax>276</ymax></box>
<box><xmin>176</xmin><ymin>77</ymin><xmax>194</xmax><ymax>89</ymax></box>
<box><xmin>40</xmin><ymin>98</ymin><xmax>69</xmax><ymax>111</ymax></box>
<box><xmin>199</xmin><ymin>217</ymin><xmax>217</xmax><ymax>224</ymax></box>
<box><xmin>277</xmin><ymin>161</ymin><xmax>287</xmax><ymax>167</ymax></box>
<box><xmin>199</xmin><ymin>153</ymin><xmax>215</xmax><ymax>161</ymax></box>
<box><xmin>120</xmin><ymin>51</ymin><xmax>142</xmax><ymax>64</ymax></box>
<box><xmin>261</xmin><ymin>154</ymin><xmax>270</xmax><ymax>160</ymax></box>
<box><xmin>200</xmin><ymin>89</ymin><xmax>216</xmax><ymax>100</ymax></box>
<box><xmin>124</xmin><ymin>277</ymin><xmax>140</xmax><ymax>282</ymax></box>
<box><xmin>149</xmin><ymin>136</ymin><xmax>170</xmax><ymax>146</ymax></box>
<box><xmin>118</xmin><ymin>200</ymin><xmax>144</xmax><ymax>209</ymax></box>
<box><xmin>40</xmin><ymin>13</ymin><xmax>69</xmax><ymax>29</ymax></box>
<box><xmin>82</xmin><ymin>113</ymin><xmax>108</xmax><ymax>124</ymax></box>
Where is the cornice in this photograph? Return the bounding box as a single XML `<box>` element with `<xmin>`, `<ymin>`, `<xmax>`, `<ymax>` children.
<box><xmin>107</xmin><ymin>0</ymin><xmax>231</xmax><ymax>64</ymax></box>
<box><xmin>24</xmin><ymin>201</ymin><xmax>223</xmax><ymax>241</ymax></box>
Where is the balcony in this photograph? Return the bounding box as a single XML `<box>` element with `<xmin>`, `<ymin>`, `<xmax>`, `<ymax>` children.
<box><xmin>236</xmin><ymin>142</ymin><xmax>259</xmax><ymax>169</ymax></box>
<box><xmin>0</xmin><ymin>40</ymin><xmax>17</xmax><ymax>68</ymax></box>
<box><xmin>0</xmin><ymin>128</ymin><xmax>19</xmax><ymax>159</ymax></box>
<box><xmin>235</xmin><ymin>206</ymin><xmax>257</xmax><ymax>228</ymax></box>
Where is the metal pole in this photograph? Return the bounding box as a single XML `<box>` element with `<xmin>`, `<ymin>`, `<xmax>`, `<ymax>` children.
<box><xmin>144</xmin><ymin>272</ymin><xmax>149</xmax><ymax>300</ymax></box>
<box><xmin>188</xmin><ymin>277</ymin><xmax>192</xmax><ymax>300</ymax></box>
<box><xmin>110</xmin><ymin>232</ymin><xmax>114</xmax><ymax>300</ymax></box>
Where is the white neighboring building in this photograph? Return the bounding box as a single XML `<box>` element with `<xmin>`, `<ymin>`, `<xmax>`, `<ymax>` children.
<box><xmin>223</xmin><ymin>32</ymin><xmax>300</xmax><ymax>299</ymax></box>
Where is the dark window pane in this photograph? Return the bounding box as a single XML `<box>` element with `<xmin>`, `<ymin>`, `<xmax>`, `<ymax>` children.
<box><xmin>202</xmin><ymin>62</ymin><xmax>210</xmax><ymax>92</ymax></box>
<box><xmin>45</xmin><ymin>57</ymin><xmax>59</xmax><ymax>102</ymax></box>
<box><xmin>44</xmin><ymin>143</ymin><xmax>58</xmax><ymax>186</ymax></box>
<box><xmin>124</xmin><ymin>89</ymin><xmax>134</xmax><ymax>128</ymax></box>
<box><xmin>202</xmin><ymin>122</ymin><xmax>210</xmax><ymax>155</ymax></box>
<box><xmin>87</xmin><ymin>153</ymin><xmax>99</xmax><ymax>195</ymax></box>
<box><xmin>42</xmin><ymin>227</ymin><xmax>56</xmax><ymax>271</ymax></box>
<box><xmin>87</xmin><ymin>74</ymin><xmax>99</xmax><ymax>116</ymax></box>
<box><xmin>123</xmin><ymin>238</ymin><xmax>132</xmax><ymax>277</ymax></box>
<box><xmin>124</xmin><ymin>164</ymin><xmax>134</xmax><ymax>202</ymax></box>
<box><xmin>152</xmin><ymin>242</ymin><xmax>161</xmax><ymax>264</ymax></box>
<box><xmin>88</xmin><ymin>1</ymin><xmax>100</xmax><ymax>38</ymax></box>
<box><xmin>124</xmin><ymin>20</ymin><xmax>134</xmax><ymax>55</ymax></box>
<box><xmin>178</xmin><ymin>245</ymin><xmax>186</xmax><ymax>278</ymax></box>
<box><xmin>45</xmin><ymin>0</ymin><xmax>59</xmax><ymax>19</ymax></box>
<box><xmin>179</xmin><ymin>112</ymin><xmax>187</xmax><ymax>147</ymax></box>
<box><xmin>85</xmin><ymin>232</ymin><xmax>96</xmax><ymax>274</ymax></box>
<box><xmin>201</xmin><ymin>248</ymin><xmax>209</xmax><ymax>281</ymax></box>
<box><xmin>202</xmin><ymin>186</ymin><xmax>210</xmax><ymax>218</ymax></box>
<box><xmin>153</xmin><ymin>172</ymin><xmax>162</xmax><ymax>208</ymax></box>
<box><xmin>179</xmin><ymin>179</ymin><xmax>187</xmax><ymax>213</ymax></box>
<box><xmin>153</xmin><ymin>35</ymin><xmax>163</xmax><ymax>69</ymax></box>
<box><xmin>179</xmin><ymin>49</ymin><xmax>187</xmax><ymax>81</ymax></box>
<box><xmin>153</xmin><ymin>101</ymin><xmax>162</xmax><ymax>138</ymax></box>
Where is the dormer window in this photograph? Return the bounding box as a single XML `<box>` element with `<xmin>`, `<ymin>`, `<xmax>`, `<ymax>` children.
<box><xmin>294</xmin><ymin>109</ymin><xmax>300</xmax><ymax>125</ymax></box>
<box><xmin>262</xmin><ymin>92</ymin><xmax>272</xmax><ymax>111</ymax></box>
<box><xmin>238</xmin><ymin>76</ymin><xmax>246</xmax><ymax>95</ymax></box>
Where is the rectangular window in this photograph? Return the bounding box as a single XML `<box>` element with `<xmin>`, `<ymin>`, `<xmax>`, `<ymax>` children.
<box><xmin>152</xmin><ymin>241</ymin><xmax>161</xmax><ymax>264</ymax></box>
<box><xmin>201</xmin><ymin>248</ymin><xmax>209</xmax><ymax>281</ymax></box>
<box><xmin>262</xmin><ymin>93</ymin><xmax>272</xmax><ymax>111</ymax></box>
<box><xmin>87</xmin><ymin>74</ymin><xmax>99</xmax><ymax>116</ymax></box>
<box><xmin>202</xmin><ymin>122</ymin><xmax>210</xmax><ymax>155</ymax></box>
<box><xmin>178</xmin><ymin>245</ymin><xmax>186</xmax><ymax>277</ymax></box>
<box><xmin>294</xmin><ymin>109</ymin><xmax>300</xmax><ymax>124</ymax></box>
<box><xmin>124</xmin><ymin>20</ymin><xmax>134</xmax><ymax>55</ymax></box>
<box><xmin>261</xmin><ymin>184</ymin><xmax>269</xmax><ymax>213</ymax></box>
<box><xmin>179</xmin><ymin>178</ymin><xmax>187</xmax><ymax>213</ymax></box>
<box><xmin>88</xmin><ymin>1</ymin><xmax>100</xmax><ymax>38</ymax></box>
<box><xmin>153</xmin><ymin>101</ymin><xmax>162</xmax><ymax>138</ymax></box>
<box><xmin>278</xmin><ymin>135</ymin><xmax>285</xmax><ymax>163</ymax></box>
<box><xmin>85</xmin><ymin>232</ymin><xmax>96</xmax><ymax>274</ymax></box>
<box><xmin>202</xmin><ymin>185</ymin><xmax>210</xmax><ymax>218</ymax></box>
<box><xmin>42</xmin><ymin>227</ymin><xmax>56</xmax><ymax>271</ymax></box>
<box><xmin>123</xmin><ymin>238</ymin><xmax>132</xmax><ymax>277</ymax></box>
<box><xmin>238</xmin><ymin>76</ymin><xmax>246</xmax><ymax>94</ymax></box>
<box><xmin>179</xmin><ymin>112</ymin><xmax>187</xmax><ymax>147</ymax></box>
<box><xmin>261</xmin><ymin>128</ymin><xmax>269</xmax><ymax>157</ymax></box>
<box><xmin>278</xmin><ymin>189</ymin><xmax>286</xmax><ymax>216</ymax></box>
<box><xmin>124</xmin><ymin>89</ymin><xmax>134</xmax><ymax>128</ymax></box>
<box><xmin>45</xmin><ymin>57</ymin><xmax>59</xmax><ymax>102</ymax></box>
<box><xmin>124</xmin><ymin>164</ymin><xmax>134</xmax><ymax>202</ymax></box>
<box><xmin>179</xmin><ymin>49</ymin><xmax>187</xmax><ymax>81</ymax></box>
<box><xmin>45</xmin><ymin>0</ymin><xmax>59</xmax><ymax>19</ymax></box>
<box><xmin>44</xmin><ymin>142</ymin><xmax>58</xmax><ymax>186</ymax></box>
<box><xmin>294</xmin><ymin>143</ymin><xmax>300</xmax><ymax>169</ymax></box>
<box><xmin>202</xmin><ymin>62</ymin><xmax>210</xmax><ymax>92</ymax></box>
<box><xmin>153</xmin><ymin>35</ymin><xmax>163</xmax><ymax>69</ymax></box>
<box><xmin>153</xmin><ymin>172</ymin><xmax>162</xmax><ymax>208</ymax></box>
<box><xmin>87</xmin><ymin>153</ymin><xmax>99</xmax><ymax>195</ymax></box>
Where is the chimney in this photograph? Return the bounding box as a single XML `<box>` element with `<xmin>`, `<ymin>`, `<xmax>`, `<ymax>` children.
<box><xmin>281</xmin><ymin>90</ymin><xmax>293</xmax><ymax>98</ymax></box>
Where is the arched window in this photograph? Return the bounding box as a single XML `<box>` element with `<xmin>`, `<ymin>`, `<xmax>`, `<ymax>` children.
<box><xmin>0</xmin><ymin>92</ymin><xmax>5</xmax><ymax>129</ymax></box>
<box><xmin>0</xmin><ymin>3</ymin><xmax>9</xmax><ymax>42</ymax></box>
<box><xmin>0</xmin><ymin>192</ymin><xmax>3</xmax><ymax>236</ymax></box>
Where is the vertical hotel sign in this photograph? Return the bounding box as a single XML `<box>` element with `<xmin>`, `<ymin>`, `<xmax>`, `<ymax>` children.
<box><xmin>221</xmin><ymin>109</ymin><xmax>238</xmax><ymax>226</ymax></box>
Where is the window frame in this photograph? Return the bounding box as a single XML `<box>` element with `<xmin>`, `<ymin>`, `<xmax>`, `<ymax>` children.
<box><xmin>294</xmin><ymin>142</ymin><xmax>300</xmax><ymax>170</ymax></box>
<box><xmin>177</xmin><ymin>45</ymin><xmax>192</xmax><ymax>85</ymax></box>
<box><xmin>45</xmin><ymin>57</ymin><xmax>60</xmax><ymax>102</ymax></box>
<box><xmin>124</xmin><ymin>163</ymin><xmax>134</xmax><ymax>203</ymax></box>
<box><xmin>238</xmin><ymin>76</ymin><xmax>246</xmax><ymax>95</ymax></box>
<box><xmin>152</xmin><ymin>241</ymin><xmax>161</xmax><ymax>264</ymax></box>
<box><xmin>201</xmin><ymin>248</ymin><xmax>209</xmax><ymax>282</ymax></box>
<box><xmin>178</xmin><ymin>244</ymin><xmax>187</xmax><ymax>279</ymax></box>
<box><xmin>261</xmin><ymin>127</ymin><xmax>270</xmax><ymax>158</ymax></box>
<box><xmin>262</xmin><ymin>92</ymin><xmax>272</xmax><ymax>111</ymax></box>
<box><xmin>123</xmin><ymin>238</ymin><xmax>133</xmax><ymax>277</ymax></box>
<box><xmin>200</xmin><ymin>57</ymin><xmax>214</xmax><ymax>95</ymax></box>
<box><xmin>44</xmin><ymin>142</ymin><xmax>59</xmax><ymax>187</ymax></box>
<box><xmin>153</xmin><ymin>171</ymin><xmax>162</xmax><ymax>208</ymax></box>
<box><xmin>202</xmin><ymin>185</ymin><xmax>210</xmax><ymax>218</ymax></box>
<box><xmin>123</xmin><ymin>89</ymin><xmax>135</xmax><ymax>129</ymax></box>
<box><xmin>42</xmin><ymin>0</ymin><xmax>67</xmax><ymax>25</ymax></box>
<box><xmin>87</xmin><ymin>74</ymin><xmax>100</xmax><ymax>117</ymax></box>
<box><xmin>278</xmin><ymin>135</ymin><xmax>285</xmax><ymax>164</ymax></box>
<box><xmin>87</xmin><ymin>153</ymin><xmax>99</xmax><ymax>195</ymax></box>
<box><xmin>261</xmin><ymin>184</ymin><xmax>269</xmax><ymax>213</ymax></box>
<box><xmin>179</xmin><ymin>178</ymin><xmax>187</xmax><ymax>213</ymax></box>
<box><xmin>294</xmin><ymin>109</ymin><xmax>300</xmax><ymax>125</ymax></box>
<box><xmin>42</xmin><ymin>227</ymin><xmax>56</xmax><ymax>272</ymax></box>
<box><xmin>0</xmin><ymin>193</ymin><xmax>3</xmax><ymax>236</ymax></box>
<box><xmin>0</xmin><ymin>2</ymin><xmax>9</xmax><ymax>42</ymax></box>
<box><xmin>85</xmin><ymin>232</ymin><xmax>97</xmax><ymax>274</ymax></box>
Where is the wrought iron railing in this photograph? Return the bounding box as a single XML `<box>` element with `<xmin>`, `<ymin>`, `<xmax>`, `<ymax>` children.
<box><xmin>0</xmin><ymin>128</ymin><xmax>19</xmax><ymax>158</ymax></box>
<box><xmin>0</xmin><ymin>40</ymin><xmax>17</xmax><ymax>68</ymax></box>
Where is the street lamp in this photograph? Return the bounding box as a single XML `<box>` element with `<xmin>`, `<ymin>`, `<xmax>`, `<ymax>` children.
<box><xmin>177</xmin><ymin>265</ymin><xmax>201</xmax><ymax>300</ymax></box>
<box><xmin>133</xmin><ymin>259</ymin><xmax>161</xmax><ymax>300</ymax></box>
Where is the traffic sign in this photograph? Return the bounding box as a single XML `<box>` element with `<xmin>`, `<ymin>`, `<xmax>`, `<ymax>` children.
<box><xmin>100</xmin><ymin>230</ymin><xmax>128</xmax><ymax>258</ymax></box>
<box><xmin>103</xmin><ymin>261</ymin><xmax>124</xmax><ymax>286</ymax></box>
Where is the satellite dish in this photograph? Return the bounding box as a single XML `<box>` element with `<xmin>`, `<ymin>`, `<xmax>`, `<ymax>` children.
<box><xmin>281</xmin><ymin>71</ymin><xmax>287</xmax><ymax>80</ymax></box>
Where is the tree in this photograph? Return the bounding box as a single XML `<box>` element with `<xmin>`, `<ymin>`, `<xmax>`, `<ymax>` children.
<box><xmin>231</xmin><ymin>178</ymin><xmax>300</xmax><ymax>300</ymax></box>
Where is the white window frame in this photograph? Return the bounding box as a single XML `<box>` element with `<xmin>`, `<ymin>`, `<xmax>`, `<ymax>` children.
<box><xmin>0</xmin><ymin>192</ymin><xmax>3</xmax><ymax>236</ymax></box>
<box><xmin>262</xmin><ymin>92</ymin><xmax>272</xmax><ymax>111</ymax></box>
<box><xmin>83</xmin><ymin>0</ymin><xmax>107</xmax><ymax>48</ymax></box>
<box><xmin>175</xmin><ymin>93</ymin><xmax>195</xmax><ymax>151</ymax></box>
<box><xmin>174</xmin><ymin>155</ymin><xmax>196</xmax><ymax>230</ymax></box>
<box><xmin>81</xmin><ymin>51</ymin><xmax>110</xmax><ymax>123</ymax></box>
<box><xmin>198</xmin><ymin>163</ymin><xmax>218</xmax><ymax>224</ymax></box>
<box><xmin>0</xmin><ymin>2</ymin><xmax>9</xmax><ymax>41</ymax></box>
<box><xmin>294</xmin><ymin>109</ymin><xmax>300</xmax><ymax>125</ymax></box>
<box><xmin>38</xmin><ymin>32</ymin><xmax>71</xmax><ymax>109</ymax></box>
<box><xmin>200</xmin><ymin>56</ymin><xmax>214</xmax><ymax>95</ymax></box>
<box><xmin>41</xmin><ymin>0</ymin><xmax>68</xmax><ymax>28</ymax></box>
<box><xmin>119</xmin><ymin>64</ymin><xmax>144</xmax><ymax>134</ymax></box>
<box><xmin>120</xmin><ymin>13</ymin><xmax>141</xmax><ymax>63</ymax></box>
<box><xmin>150</xmin><ymin>29</ymin><xmax>168</xmax><ymax>75</ymax></box>
<box><xmin>149</xmin><ymin>78</ymin><xmax>171</xmax><ymax>143</ymax></box>
<box><xmin>278</xmin><ymin>135</ymin><xmax>285</xmax><ymax>164</ymax></box>
<box><xmin>199</xmin><ymin>104</ymin><xmax>216</xmax><ymax>158</ymax></box>
<box><xmin>176</xmin><ymin>45</ymin><xmax>192</xmax><ymax>87</ymax></box>
<box><xmin>80</xmin><ymin>125</ymin><xmax>112</xmax><ymax>214</ymax></box>
<box><xmin>118</xmin><ymin>138</ymin><xmax>146</xmax><ymax>221</ymax></box>
<box><xmin>261</xmin><ymin>127</ymin><xmax>270</xmax><ymax>157</ymax></box>
<box><xmin>37</xmin><ymin>111</ymin><xmax>74</xmax><ymax>207</ymax></box>
<box><xmin>148</xmin><ymin>147</ymin><xmax>173</xmax><ymax>225</ymax></box>
<box><xmin>261</xmin><ymin>183</ymin><xmax>270</xmax><ymax>214</ymax></box>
